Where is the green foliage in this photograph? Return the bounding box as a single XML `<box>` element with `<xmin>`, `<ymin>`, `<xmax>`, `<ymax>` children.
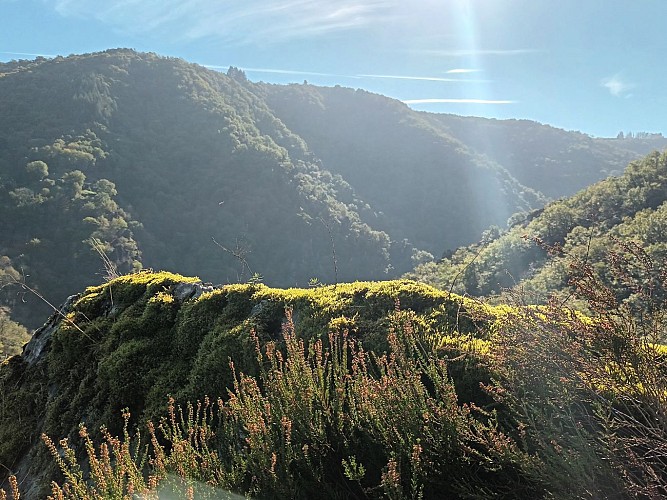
<box><xmin>0</xmin><ymin>50</ymin><xmax>662</xmax><ymax>328</ymax></box>
<box><xmin>0</xmin><ymin>273</ymin><xmax>490</xmax><ymax>496</ymax></box>
<box><xmin>410</xmin><ymin>150</ymin><xmax>667</xmax><ymax>310</ymax></box>
<box><xmin>487</xmin><ymin>242</ymin><xmax>667</xmax><ymax>498</ymax></box>
<box><xmin>0</xmin><ymin>50</ymin><xmax>399</xmax><ymax>327</ymax></box>
<box><xmin>423</xmin><ymin>114</ymin><xmax>667</xmax><ymax>199</ymax></box>
<box><xmin>0</xmin><ymin>133</ymin><xmax>142</xmax><ymax>327</ymax></box>
<box><xmin>3</xmin><ymin>262</ymin><xmax>667</xmax><ymax>498</ymax></box>
<box><xmin>261</xmin><ymin>83</ymin><xmax>545</xmax><ymax>257</ymax></box>
<box><xmin>0</xmin><ymin>308</ymin><xmax>30</xmax><ymax>359</ymax></box>
<box><xmin>24</xmin><ymin>306</ymin><xmax>540</xmax><ymax>499</ymax></box>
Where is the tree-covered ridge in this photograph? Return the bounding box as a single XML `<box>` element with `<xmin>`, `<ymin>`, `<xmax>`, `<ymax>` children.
<box><xmin>408</xmin><ymin>150</ymin><xmax>667</xmax><ymax>310</ymax></box>
<box><xmin>423</xmin><ymin>114</ymin><xmax>667</xmax><ymax>199</ymax></box>
<box><xmin>0</xmin><ymin>50</ymin><xmax>393</xmax><ymax>327</ymax></box>
<box><xmin>260</xmin><ymin>82</ymin><xmax>544</xmax><ymax>254</ymax></box>
<box><xmin>259</xmin><ymin>84</ymin><xmax>666</xmax><ymax>253</ymax></box>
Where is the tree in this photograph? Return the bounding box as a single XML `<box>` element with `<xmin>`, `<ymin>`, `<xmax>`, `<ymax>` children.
<box><xmin>25</xmin><ymin>160</ymin><xmax>49</xmax><ymax>179</ymax></box>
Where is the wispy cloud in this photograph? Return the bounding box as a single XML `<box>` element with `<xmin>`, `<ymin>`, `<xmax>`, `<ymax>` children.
<box><xmin>204</xmin><ymin>66</ymin><xmax>487</xmax><ymax>83</ymax></box>
<box><xmin>205</xmin><ymin>65</ymin><xmax>359</xmax><ymax>79</ymax></box>
<box><xmin>360</xmin><ymin>73</ymin><xmax>489</xmax><ymax>83</ymax></box>
<box><xmin>0</xmin><ymin>51</ymin><xmax>57</xmax><ymax>58</ymax></box>
<box><xmin>403</xmin><ymin>98</ymin><xmax>515</xmax><ymax>105</ymax></box>
<box><xmin>418</xmin><ymin>49</ymin><xmax>540</xmax><ymax>57</ymax></box>
<box><xmin>47</xmin><ymin>0</ymin><xmax>395</xmax><ymax>44</ymax></box>
<box><xmin>601</xmin><ymin>74</ymin><xmax>634</xmax><ymax>97</ymax></box>
<box><xmin>445</xmin><ymin>68</ymin><xmax>480</xmax><ymax>74</ymax></box>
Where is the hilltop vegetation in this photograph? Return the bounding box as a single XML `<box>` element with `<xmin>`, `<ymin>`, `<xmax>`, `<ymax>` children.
<box><xmin>2</xmin><ymin>267</ymin><xmax>667</xmax><ymax>498</ymax></box>
<box><xmin>0</xmin><ymin>50</ymin><xmax>390</xmax><ymax>327</ymax></box>
<box><xmin>423</xmin><ymin>114</ymin><xmax>667</xmax><ymax>199</ymax></box>
<box><xmin>260</xmin><ymin>83</ymin><xmax>543</xmax><ymax>253</ymax></box>
<box><xmin>0</xmin><ymin>273</ymin><xmax>488</xmax><ymax>497</ymax></box>
<box><xmin>1</xmin><ymin>49</ymin><xmax>663</xmax><ymax>329</ymax></box>
<box><xmin>263</xmin><ymin>84</ymin><xmax>665</xmax><ymax>251</ymax></box>
<box><xmin>2</xmin><ymin>50</ymin><xmax>667</xmax><ymax>497</ymax></box>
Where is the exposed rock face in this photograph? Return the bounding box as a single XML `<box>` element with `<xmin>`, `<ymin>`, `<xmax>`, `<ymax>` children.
<box><xmin>23</xmin><ymin>295</ymin><xmax>79</xmax><ymax>366</ymax></box>
<box><xmin>173</xmin><ymin>281</ymin><xmax>214</xmax><ymax>302</ymax></box>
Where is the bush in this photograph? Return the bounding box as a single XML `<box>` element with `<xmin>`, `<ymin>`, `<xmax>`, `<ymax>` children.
<box><xmin>489</xmin><ymin>240</ymin><xmax>667</xmax><ymax>498</ymax></box>
<box><xmin>18</xmin><ymin>308</ymin><xmax>543</xmax><ymax>499</ymax></box>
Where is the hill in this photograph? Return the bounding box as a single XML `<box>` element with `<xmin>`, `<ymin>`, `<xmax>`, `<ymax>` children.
<box><xmin>408</xmin><ymin>150</ymin><xmax>667</xmax><ymax>312</ymax></box>
<box><xmin>2</xmin><ymin>271</ymin><xmax>666</xmax><ymax>498</ymax></box>
<box><xmin>259</xmin><ymin>84</ymin><xmax>667</xmax><ymax>253</ymax></box>
<box><xmin>260</xmin><ymin>83</ymin><xmax>543</xmax><ymax>254</ymax></box>
<box><xmin>0</xmin><ymin>50</ymin><xmax>393</xmax><ymax>327</ymax></box>
<box><xmin>0</xmin><ymin>49</ymin><xmax>663</xmax><ymax>329</ymax></box>
<box><xmin>0</xmin><ymin>273</ymin><xmax>486</xmax><ymax>497</ymax></box>
<box><xmin>422</xmin><ymin>114</ymin><xmax>667</xmax><ymax>199</ymax></box>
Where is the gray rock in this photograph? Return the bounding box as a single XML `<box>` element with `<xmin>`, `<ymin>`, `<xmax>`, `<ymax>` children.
<box><xmin>172</xmin><ymin>281</ymin><xmax>214</xmax><ymax>302</ymax></box>
<box><xmin>22</xmin><ymin>294</ymin><xmax>78</xmax><ymax>366</ymax></box>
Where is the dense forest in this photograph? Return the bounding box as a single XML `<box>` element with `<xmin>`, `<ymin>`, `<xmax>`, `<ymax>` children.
<box><xmin>1</xmin><ymin>49</ymin><xmax>664</xmax><ymax>329</ymax></box>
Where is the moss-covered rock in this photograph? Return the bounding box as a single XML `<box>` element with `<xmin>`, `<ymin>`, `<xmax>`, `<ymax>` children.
<box><xmin>0</xmin><ymin>271</ymin><xmax>496</xmax><ymax>494</ymax></box>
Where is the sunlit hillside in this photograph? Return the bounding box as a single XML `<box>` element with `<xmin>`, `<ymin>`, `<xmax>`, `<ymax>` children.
<box><xmin>408</xmin><ymin>150</ymin><xmax>667</xmax><ymax>314</ymax></box>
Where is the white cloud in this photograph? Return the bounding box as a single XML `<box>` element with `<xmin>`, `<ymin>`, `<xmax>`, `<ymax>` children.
<box><xmin>205</xmin><ymin>65</ymin><xmax>358</xmax><ymax>79</ymax></box>
<box><xmin>403</xmin><ymin>98</ymin><xmax>515</xmax><ymax>104</ymax></box>
<box><xmin>205</xmin><ymin>66</ymin><xmax>488</xmax><ymax>83</ymax></box>
<box><xmin>418</xmin><ymin>48</ymin><xmax>540</xmax><ymax>57</ymax></box>
<box><xmin>0</xmin><ymin>51</ymin><xmax>57</xmax><ymax>58</ymax></box>
<box><xmin>360</xmin><ymin>73</ymin><xmax>489</xmax><ymax>83</ymax></box>
<box><xmin>47</xmin><ymin>0</ymin><xmax>396</xmax><ymax>44</ymax></box>
<box><xmin>445</xmin><ymin>68</ymin><xmax>480</xmax><ymax>74</ymax></box>
<box><xmin>601</xmin><ymin>74</ymin><xmax>634</xmax><ymax>97</ymax></box>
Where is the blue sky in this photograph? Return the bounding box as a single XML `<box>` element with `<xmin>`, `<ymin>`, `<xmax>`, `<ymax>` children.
<box><xmin>2</xmin><ymin>0</ymin><xmax>665</xmax><ymax>137</ymax></box>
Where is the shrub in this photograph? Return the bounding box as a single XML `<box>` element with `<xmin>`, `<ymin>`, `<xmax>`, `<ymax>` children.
<box><xmin>20</xmin><ymin>308</ymin><xmax>542</xmax><ymax>499</ymax></box>
<box><xmin>488</xmin><ymin>240</ymin><xmax>667</xmax><ymax>498</ymax></box>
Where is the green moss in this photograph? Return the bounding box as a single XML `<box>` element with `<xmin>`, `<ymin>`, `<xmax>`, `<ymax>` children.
<box><xmin>75</xmin><ymin>270</ymin><xmax>200</xmax><ymax>317</ymax></box>
<box><xmin>0</xmin><ymin>356</ymin><xmax>48</xmax><ymax>481</ymax></box>
<box><xmin>1</xmin><ymin>272</ymin><xmax>514</xmax><ymax>490</ymax></box>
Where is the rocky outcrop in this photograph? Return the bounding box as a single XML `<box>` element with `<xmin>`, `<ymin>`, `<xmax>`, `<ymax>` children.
<box><xmin>0</xmin><ymin>272</ymin><xmax>478</xmax><ymax>496</ymax></box>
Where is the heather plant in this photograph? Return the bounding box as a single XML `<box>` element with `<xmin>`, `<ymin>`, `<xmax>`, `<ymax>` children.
<box><xmin>10</xmin><ymin>306</ymin><xmax>545</xmax><ymax>499</ymax></box>
<box><xmin>42</xmin><ymin>410</ymin><xmax>158</xmax><ymax>500</ymax></box>
<box><xmin>489</xmin><ymin>240</ymin><xmax>667</xmax><ymax>498</ymax></box>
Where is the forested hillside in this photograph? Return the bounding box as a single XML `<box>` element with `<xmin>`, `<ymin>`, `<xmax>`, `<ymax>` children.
<box><xmin>0</xmin><ymin>50</ymin><xmax>392</xmax><ymax>327</ymax></box>
<box><xmin>2</xmin><ymin>49</ymin><xmax>667</xmax><ymax>500</ymax></box>
<box><xmin>408</xmin><ymin>150</ymin><xmax>667</xmax><ymax>311</ymax></box>
<box><xmin>0</xmin><ymin>49</ymin><xmax>662</xmax><ymax>328</ymax></box>
<box><xmin>260</xmin><ymin>83</ymin><xmax>543</xmax><ymax>253</ymax></box>
<box><xmin>423</xmin><ymin>114</ymin><xmax>667</xmax><ymax>198</ymax></box>
<box><xmin>263</xmin><ymin>84</ymin><xmax>666</xmax><ymax>227</ymax></box>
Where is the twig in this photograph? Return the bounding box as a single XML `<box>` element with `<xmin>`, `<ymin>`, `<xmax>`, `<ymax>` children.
<box><xmin>211</xmin><ymin>236</ymin><xmax>253</xmax><ymax>283</ymax></box>
<box><xmin>1</xmin><ymin>271</ymin><xmax>95</xmax><ymax>342</ymax></box>
<box><xmin>88</xmin><ymin>237</ymin><xmax>120</xmax><ymax>281</ymax></box>
<box><xmin>319</xmin><ymin>217</ymin><xmax>338</xmax><ymax>285</ymax></box>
